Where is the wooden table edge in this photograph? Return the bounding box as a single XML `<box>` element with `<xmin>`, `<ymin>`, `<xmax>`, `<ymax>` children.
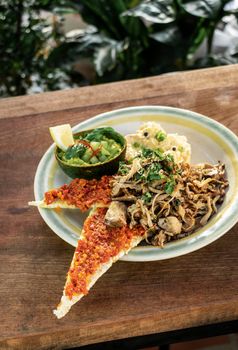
<box><xmin>0</xmin><ymin>64</ymin><xmax>237</xmax><ymax>120</ymax></box>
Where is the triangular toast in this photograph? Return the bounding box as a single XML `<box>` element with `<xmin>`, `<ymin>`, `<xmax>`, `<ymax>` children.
<box><xmin>29</xmin><ymin>176</ymin><xmax>145</xmax><ymax>318</ymax></box>
<box><xmin>53</xmin><ymin>204</ymin><xmax>145</xmax><ymax>318</ymax></box>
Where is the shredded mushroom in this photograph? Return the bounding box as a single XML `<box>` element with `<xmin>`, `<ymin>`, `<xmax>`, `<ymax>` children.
<box><xmin>109</xmin><ymin>149</ymin><xmax>228</xmax><ymax>247</ymax></box>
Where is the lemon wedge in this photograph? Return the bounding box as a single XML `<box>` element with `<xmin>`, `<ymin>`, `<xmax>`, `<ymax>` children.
<box><xmin>49</xmin><ymin>124</ymin><xmax>75</xmax><ymax>151</ymax></box>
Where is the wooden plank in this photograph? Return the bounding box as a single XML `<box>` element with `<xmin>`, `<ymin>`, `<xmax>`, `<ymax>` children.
<box><xmin>1</xmin><ymin>65</ymin><xmax>238</xmax><ymax>350</ymax></box>
<box><xmin>0</xmin><ymin>64</ymin><xmax>237</xmax><ymax>120</ymax></box>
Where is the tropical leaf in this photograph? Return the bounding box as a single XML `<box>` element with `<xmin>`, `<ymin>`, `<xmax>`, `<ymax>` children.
<box><xmin>74</xmin><ymin>0</ymin><xmax>126</xmax><ymax>39</ymax></box>
<box><xmin>94</xmin><ymin>39</ymin><xmax>129</xmax><ymax>76</ymax></box>
<box><xmin>121</xmin><ymin>0</ymin><xmax>176</xmax><ymax>25</ymax></box>
<box><xmin>47</xmin><ymin>26</ymin><xmax>128</xmax><ymax>78</ymax></box>
<box><xmin>179</xmin><ymin>0</ymin><xmax>222</xmax><ymax>19</ymax></box>
<box><xmin>150</xmin><ymin>25</ymin><xmax>182</xmax><ymax>45</ymax></box>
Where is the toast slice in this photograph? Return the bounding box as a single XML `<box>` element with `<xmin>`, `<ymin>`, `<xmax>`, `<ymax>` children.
<box><xmin>29</xmin><ymin>176</ymin><xmax>112</xmax><ymax>211</ymax></box>
<box><xmin>53</xmin><ymin>205</ymin><xmax>145</xmax><ymax>319</ymax></box>
<box><xmin>28</xmin><ymin>200</ymin><xmax>77</xmax><ymax>209</ymax></box>
<box><xmin>29</xmin><ymin>175</ymin><xmax>145</xmax><ymax>318</ymax></box>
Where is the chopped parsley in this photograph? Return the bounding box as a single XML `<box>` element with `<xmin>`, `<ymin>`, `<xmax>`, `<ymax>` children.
<box><xmin>141</xmin><ymin>147</ymin><xmax>164</xmax><ymax>160</ymax></box>
<box><xmin>142</xmin><ymin>147</ymin><xmax>154</xmax><ymax>158</ymax></box>
<box><xmin>118</xmin><ymin>161</ymin><xmax>129</xmax><ymax>175</ymax></box>
<box><xmin>164</xmin><ymin>176</ymin><xmax>176</xmax><ymax>194</ymax></box>
<box><xmin>121</xmin><ymin>147</ymin><xmax>180</xmax><ymax>198</ymax></box>
<box><xmin>154</xmin><ymin>148</ymin><xmax>165</xmax><ymax>160</ymax></box>
<box><xmin>64</xmin><ymin>143</ymin><xmax>86</xmax><ymax>160</ymax></box>
<box><xmin>147</xmin><ymin>163</ymin><xmax>163</xmax><ymax>181</ymax></box>
<box><xmin>166</xmin><ymin>154</ymin><xmax>174</xmax><ymax>163</ymax></box>
<box><xmin>132</xmin><ymin>147</ymin><xmax>177</xmax><ymax>187</ymax></box>
<box><xmin>142</xmin><ymin>192</ymin><xmax>152</xmax><ymax>203</ymax></box>
<box><xmin>134</xmin><ymin>168</ymin><xmax>146</xmax><ymax>181</ymax></box>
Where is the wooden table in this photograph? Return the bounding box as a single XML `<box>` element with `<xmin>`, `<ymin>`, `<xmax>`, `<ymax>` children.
<box><xmin>1</xmin><ymin>65</ymin><xmax>238</xmax><ymax>350</ymax></box>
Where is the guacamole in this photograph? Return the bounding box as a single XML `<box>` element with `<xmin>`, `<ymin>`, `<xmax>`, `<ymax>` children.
<box><xmin>58</xmin><ymin>127</ymin><xmax>123</xmax><ymax>166</ymax></box>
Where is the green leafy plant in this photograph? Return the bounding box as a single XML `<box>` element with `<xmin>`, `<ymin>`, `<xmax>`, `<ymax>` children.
<box><xmin>1</xmin><ymin>0</ymin><xmax>238</xmax><ymax>97</ymax></box>
<box><xmin>48</xmin><ymin>0</ymin><xmax>238</xmax><ymax>85</ymax></box>
<box><xmin>0</xmin><ymin>0</ymin><xmax>76</xmax><ymax>97</ymax></box>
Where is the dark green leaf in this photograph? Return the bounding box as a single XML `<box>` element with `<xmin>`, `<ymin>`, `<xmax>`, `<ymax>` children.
<box><xmin>150</xmin><ymin>25</ymin><xmax>182</xmax><ymax>46</ymax></box>
<box><xmin>85</xmin><ymin>127</ymin><xmax>112</xmax><ymax>141</ymax></box>
<box><xmin>179</xmin><ymin>0</ymin><xmax>222</xmax><ymax>19</ymax></box>
<box><xmin>120</xmin><ymin>12</ymin><xmax>148</xmax><ymax>39</ymax></box>
<box><xmin>142</xmin><ymin>192</ymin><xmax>152</xmax><ymax>203</ymax></box>
<box><xmin>125</xmin><ymin>0</ymin><xmax>142</xmax><ymax>8</ymax></box>
<box><xmin>75</xmin><ymin>0</ymin><xmax>126</xmax><ymax>39</ymax></box>
<box><xmin>142</xmin><ymin>147</ymin><xmax>154</xmax><ymax>158</ymax></box>
<box><xmin>147</xmin><ymin>167</ymin><xmax>163</xmax><ymax>181</ymax></box>
<box><xmin>166</xmin><ymin>154</ymin><xmax>174</xmax><ymax>163</ymax></box>
<box><xmin>118</xmin><ymin>161</ymin><xmax>129</xmax><ymax>175</ymax></box>
<box><xmin>93</xmin><ymin>39</ymin><xmax>128</xmax><ymax>76</ymax></box>
<box><xmin>134</xmin><ymin>168</ymin><xmax>146</xmax><ymax>181</ymax></box>
<box><xmin>154</xmin><ymin>149</ymin><xmax>165</xmax><ymax>159</ymax></box>
<box><xmin>47</xmin><ymin>29</ymin><xmax>127</xmax><ymax>78</ymax></box>
<box><xmin>64</xmin><ymin>144</ymin><xmax>86</xmax><ymax>159</ymax></box>
<box><xmin>85</xmin><ymin>127</ymin><xmax>125</xmax><ymax>147</ymax></box>
<box><xmin>122</xmin><ymin>0</ymin><xmax>176</xmax><ymax>24</ymax></box>
<box><xmin>164</xmin><ymin>177</ymin><xmax>176</xmax><ymax>194</ymax></box>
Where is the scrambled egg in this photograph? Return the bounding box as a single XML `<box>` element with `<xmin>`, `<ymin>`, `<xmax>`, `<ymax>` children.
<box><xmin>125</xmin><ymin>122</ymin><xmax>191</xmax><ymax>163</ymax></box>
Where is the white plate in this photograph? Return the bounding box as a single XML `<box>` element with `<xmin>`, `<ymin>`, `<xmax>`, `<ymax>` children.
<box><xmin>34</xmin><ymin>106</ymin><xmax>238</xmax><ymax>262</ymax></box>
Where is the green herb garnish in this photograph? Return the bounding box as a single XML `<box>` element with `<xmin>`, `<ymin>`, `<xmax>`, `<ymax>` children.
<box><xmin>147</xmin><ymin>163</ymin><xmax>163</xmax><ymax>182</ymax></box>
<box><xmin>132</xmin><ymin>148</ymin><xmax>178</xmax><ymax>191</ymax></box>
<box><xmin>64</xmin><ymin>144</ymin><xmax>86</xmax><ymax>160</ymax></box>
<box><xmin>142</xmin><ymin>147</ymin><xmax>154</xmax><ymax>158</ymax></box>
<box><xmin>154</xmin><ymin>148</ymin><xmax>165</xmax><ymax>160</ymax></box>
<box><xmin>142</xmin><ymin>192</ymin><xmax>152</xmax><ymax>203</ymax></box>
<box><xmin>118</xmin><ymin>161</ymin><xmax>129</xmax><ymax>175</ymax></box>
<box><xmin>141</xmin><ymin>147</ymin><xmax>165</xmax><ymax>160</ymax></box>
<box><xmin>134</xmin><ymin>168</ymin><xmax>146</xmax><ymax>181</ymax></box>
<box><xmin>164</xmin><ymin>176</ymin><xmax>176</xmax><ymax>194</ymax></box>
<box><xmin>176</xmin><ymin>168</ymin><xmax>182</xmax><ymax>175</ymax></box>
<box><xmin>166</xmin><ymin>154</ymin><xmax>174</xmax><ymax>163</ymax></box>
<box><xmin>85</xmin><ymin>127</ymin><xmax>116</xmax><ymax>142</ymax></box>
<box><xmin>156</xmin><ymin>131</ymin><xmax>166</xmax><ymax>142</ymax></box>
<box><xmin>163</xmin><ymin>153</ymin><xmax>175</xmax><ymax>172</ymax></box>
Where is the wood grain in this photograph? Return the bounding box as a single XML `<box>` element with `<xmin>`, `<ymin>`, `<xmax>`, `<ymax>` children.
<box><xmin>1</xmin><ymin>65</ymin><xmax>238</xmax><ymax>350</ymax></box>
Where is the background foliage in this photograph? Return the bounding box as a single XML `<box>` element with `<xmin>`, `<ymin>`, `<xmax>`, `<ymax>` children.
<box><xmin>0</xmin><ymin>0</ymin><xmax>76</xmax><ymax>97</ymax></box>
<box><xmin>1</xmin><ymin>0</ymin><xmax>238</xmax><ymax>97</ymax></box>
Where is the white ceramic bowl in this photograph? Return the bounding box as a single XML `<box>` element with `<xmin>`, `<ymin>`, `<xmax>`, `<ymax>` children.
<box><xmin>34</xmin><ymin>106</ymin><xmax>238</xmax><ymax>262</ymax></box>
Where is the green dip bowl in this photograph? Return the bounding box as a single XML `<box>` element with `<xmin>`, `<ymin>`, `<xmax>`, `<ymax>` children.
<box><xmin>55</xmin><ymin>128</ymin><xmax>126</xmax><ymax>179</ymax></box>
